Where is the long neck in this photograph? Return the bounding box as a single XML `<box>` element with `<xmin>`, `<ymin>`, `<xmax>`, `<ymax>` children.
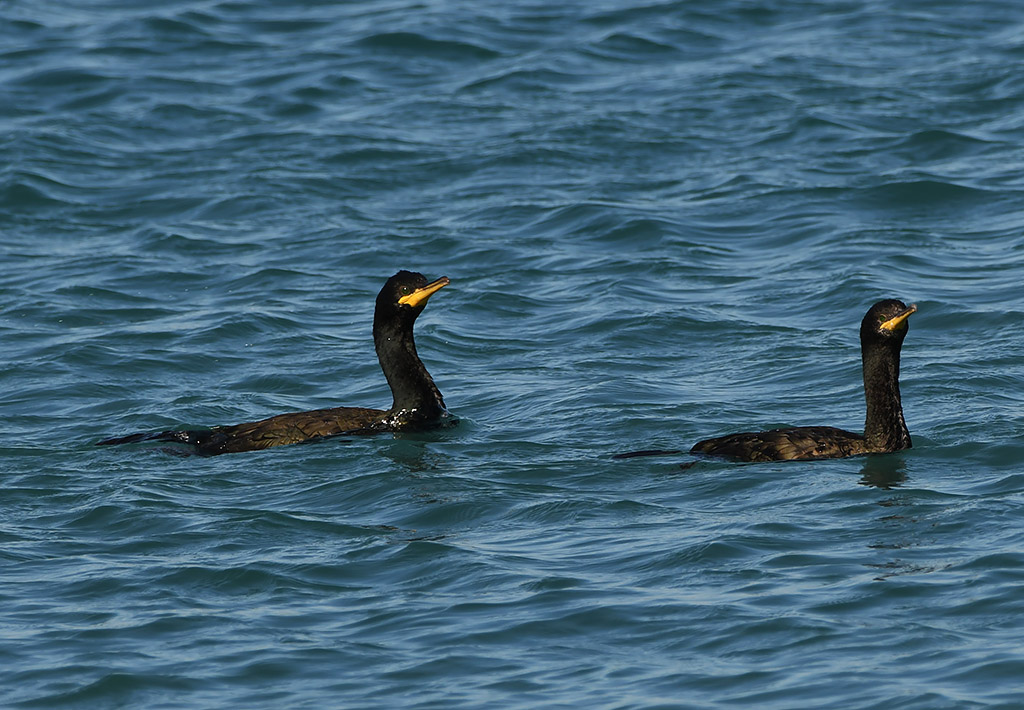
<box><xmin>861</xmin><ymin>339</ymin><xmax>911</xmax><ymax>452</ymax></box>
<box><xmin>373</xmin><ymin>316</ymin><xmax>446</xmax><ymax>418</ymax></box>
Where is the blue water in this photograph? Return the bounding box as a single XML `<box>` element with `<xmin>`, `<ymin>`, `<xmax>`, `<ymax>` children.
<box><xmin>4</xmin><ymin>1</ymin><xmax>1024</xmax><ymax>707</ymax></box>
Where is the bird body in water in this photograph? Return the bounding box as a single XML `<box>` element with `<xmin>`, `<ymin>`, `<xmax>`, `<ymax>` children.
<box><xmin>97</xmin><ymin>271</ymin><xmax>452</xmax><ymax>455</ymax></box>
<box><xmin>690</xmin><ymin>299</ymin><xmax>917</xmax><ymax>463</ymax></box>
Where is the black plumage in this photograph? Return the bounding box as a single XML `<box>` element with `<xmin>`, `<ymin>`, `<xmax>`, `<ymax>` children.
<box><xmin>690</xmin><ymin>299</ymin><xmax>917</xmax><ymax>462</ymax></box>
<box><xmin>97</xmin><ymin>271</ymin><xmax>452</xmax><ymax>455</ymax></box>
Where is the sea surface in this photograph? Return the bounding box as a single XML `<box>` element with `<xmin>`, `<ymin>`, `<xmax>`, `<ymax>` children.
<box><xmin>3</xmin><ymin>0</ymin><xmax>1024</xmax><ymax>708</ymax></box>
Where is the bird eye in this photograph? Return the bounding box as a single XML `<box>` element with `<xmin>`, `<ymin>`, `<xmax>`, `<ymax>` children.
<box><xmin>400</xmin><ymin>286</ymin><xmax>412</xmax><ymax>295</ymax></box>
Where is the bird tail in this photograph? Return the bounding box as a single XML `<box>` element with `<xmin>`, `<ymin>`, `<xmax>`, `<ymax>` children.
<box><xmin>611</xmin><ymin>449</ymin><xmax>684</xmax><ymax>460</ymax></box>
<box><xmin>96</xmin><ymin>429</ymin><xmax>210</xmax><ymax>447</ymax></box>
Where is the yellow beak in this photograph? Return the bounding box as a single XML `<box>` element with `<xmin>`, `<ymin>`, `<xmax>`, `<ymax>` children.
<box><xmin>880</xmin><ymin>303</ymin><xmax>917</xmax><ymax>331</ymax></box>
<box><xmin>398</xmin><ymin>276</ymin><xmax>449</xmax><ymax>308</ymax></box>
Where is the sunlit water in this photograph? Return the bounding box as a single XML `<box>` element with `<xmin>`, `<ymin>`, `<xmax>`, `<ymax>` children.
<box><xmin>3</xmin><ymin>1</ymin><xmax>1024</xmax><ymax>708</ymax></box>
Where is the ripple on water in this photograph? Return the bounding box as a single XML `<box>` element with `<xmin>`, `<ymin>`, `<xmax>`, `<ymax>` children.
<box><xmin>5</xmin><ymin>0</ymin><xmax>1024</xmax><ymax>708</ymax></box>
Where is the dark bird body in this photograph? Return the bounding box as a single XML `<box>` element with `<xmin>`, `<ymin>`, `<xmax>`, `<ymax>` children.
<box><xmin>97</xmin><ymin>271</ymin><xmax>452</xmax><ymax>456</ymax></box>
<box><xmin>690</xmin><ymin>299</ymin><xmax>917</xmax><ymax>463</ymax></box>
<box><xmin>690</xmin><ymin>425</ymin><xmax>881</xmax><ymax>463</ymax></box>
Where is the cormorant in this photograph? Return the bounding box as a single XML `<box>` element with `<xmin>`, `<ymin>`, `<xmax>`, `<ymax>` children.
<box><xmin>97</xmin><ymin>270</ymin><xmax>452</xmax><ymax>455</ymax></box>
<box><xmin>689</xmin><ymin>299</ymin><xmax>917</xmax><ymax>462</ymax></box>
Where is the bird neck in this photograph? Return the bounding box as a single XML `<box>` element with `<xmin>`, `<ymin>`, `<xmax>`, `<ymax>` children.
<box><xmin>861</xmin><ymin>339</ymin><xmax>911</xmax><ymax>452</ymax></box>
<box><xmin>373</xmin><ymin>316</ymin><xmax>446</xmax><ymax>423</ymax></box>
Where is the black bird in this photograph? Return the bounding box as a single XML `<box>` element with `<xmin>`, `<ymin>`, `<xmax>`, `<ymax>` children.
<box><xmin>689</xmin><ymin>299</ymin><xmax>917</xmax><ymax>462</ymax></box>
<box><xmin>97</xmin><ymin>271</ymin><xmax>452</xmax><ymax>455</ymax></box>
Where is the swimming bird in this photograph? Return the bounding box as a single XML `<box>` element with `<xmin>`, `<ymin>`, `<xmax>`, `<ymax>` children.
<box><xmin>97</xmin><ymin>270</ymin><xmax>452</xmax><ymax>455</ymax></box>
<box><xmin>689</xmin><ymin>299</ymin><xmax>917</xmax><ymax>462</ymax></box>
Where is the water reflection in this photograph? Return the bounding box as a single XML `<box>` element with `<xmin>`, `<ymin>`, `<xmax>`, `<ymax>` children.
<box><xmin>858</xmin><ymin>454</ymin><xmax>907</xmax><ymax>489</ymax></box>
